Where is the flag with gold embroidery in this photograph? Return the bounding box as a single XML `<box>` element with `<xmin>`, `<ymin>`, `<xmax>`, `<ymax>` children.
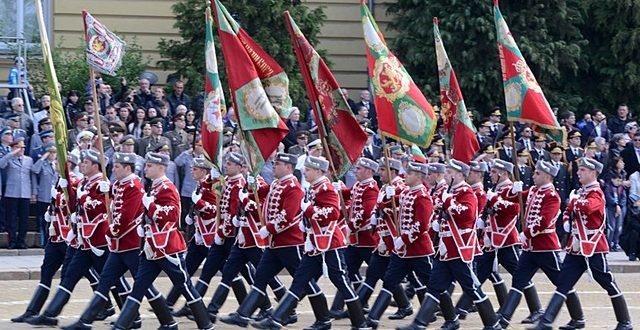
<box><xmin>202</xmin><ymin>6</ymin><xmax>225</xmax><ymax>170</ymax></box>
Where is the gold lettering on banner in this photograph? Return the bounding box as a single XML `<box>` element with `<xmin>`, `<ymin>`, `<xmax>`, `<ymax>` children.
<box><xmin>240</xmin><ymin>37</ymin><xmax>274</xmax><ymax>77</ymax></box>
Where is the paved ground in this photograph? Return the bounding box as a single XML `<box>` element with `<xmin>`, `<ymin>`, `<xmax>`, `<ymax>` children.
<box><xmin>0</xmin><ymin>250</ymin><xmax>638</xmax><ymax>329</ymax></box>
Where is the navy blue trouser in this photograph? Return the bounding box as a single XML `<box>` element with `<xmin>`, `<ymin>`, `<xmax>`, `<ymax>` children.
<box><xmin>475</xmin><ymin>246</ymin><xmax>522</xmax><ymax>285</ymax></box>
<box><xmin>428</xmin><ymin>258</ymin><xmax>484</xmax><ymax>301</ymax></box>
<box><xmin>197</xmin><ymin>238</ymin><xmax>235</xmax><ymax>284</ymax></box>
<box><xmin>556</xmin><ymin>253</ymin><xmax>621</xmax><ymax>296</ymax></box>
<box><xmin>97</xmin><ymin>249</ymin><xmax>161</xmax><ymax>300</ymax></box>
<box><xmin>183</xmin><ymin>241</ymin><xmax>210</xmax><ymax>277</ymax></box>
<box><xmin>344</xmin><ymin>245</ymin><xmax>374</xmax><ymax>283</ymax></box>
<box><xmin>511</xmin><ymin>251</ymin><xmax>562</xmax><ymax>291</ymax></box>
<box><xmin>5</xmin><ymin>197</ymin><xmax>30</xmax><ymax>245</ymax></box>
<box><xmin>289</xmin><ymin>249</ymin><xmax>355</xmax><ymax>301</ymax></box>
<box><xmin>60</xmin><ymin>246</ymin><xmax>100</xmax><ymax>286</ymax></box>
<box><xmin>219</xmin><ymin>245</ymin><xmax>280</xmax><ymax>288</ymax></box>
<box><xmin>130</xmin><ymin>254</ymin><xmax>200</xmax><ymax>304</ymax></box>
<box><xmin>59</xmin><ymin>248</ymin><xmax>109</xmax><ymax>292</ymax></box>
<box><xmin>382</xmin><ymin>254</ymin><xmax>432</xmax><ymax>292</ymax></box>
<box><xmin>362</xmin><ymin>253</ymin><xmax>390</xmax><ymax>289</ymax></box>
<box><xmin>252</xmin><ymin>246</ymin><xmax>321</xmax><ymax>296</ymax></box>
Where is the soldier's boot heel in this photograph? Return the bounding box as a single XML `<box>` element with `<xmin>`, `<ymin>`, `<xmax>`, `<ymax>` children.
<box><xmin>496</xmin><ymin>289</ymin><xmax>522</xmax><ymax>329</ymax></box>
<box><xmin>11</xmin><ymin>284</ymin><xmax>49</xmax><ymax>322</ymax></box>
<box><xmin>559</xmin><ymin>291</ymin><xmax>585</xmax><ymax>330</ymax></box>
<box><xmin>527</xmin><ymin>292</ymin><xmax>565</xmax><ymax>330</ymax></box>
<box><xmin>611</xmin><ymin>295</ymin><xmax>633</xmax><ymax>330</ymax></box>
<box><xmin>439</xmin><ymin>292</ymin><xmax>460</xmax><ymax>330</ymax></box>
<box><xmin>25</xmin><ymin>288</ymin><xmax>71</xmax><ymax>326</ymax></box>
<box><xmin>206</xmin><ymin>283</ymin><xmax>230</xmax><ymax>323</ymax></box>
<box><xmin>111</xmin><ymin>297</ymin><xmax>140</xmax><ymax>330</ymax></box>
<box><xmin>149</xmin><ymin>292</ymin><xmax>177</xmax><ymax>329</ymax></box>
<box><xmin>252</xmin><ymin>292</ymin><xmax>298</xmax><ymax>330</ymax></box>
<box><xmin>476</xmin><ymin>297</ymin><xmax>501</xmax><ymax>330</ymax></box>
<box><xmin>62</xmin><ymin>293</ymin><xmax>109</xmax><ymax>330</ymax></box>
<box><xmin>304</xmin><ymin>292</ymin><xmax>332</xmax><ymax>330</ymax></box>
<box><xmin>189</xmin><ymin>299</ymin><xmax>214</xmax><ymax>330</ymax></box>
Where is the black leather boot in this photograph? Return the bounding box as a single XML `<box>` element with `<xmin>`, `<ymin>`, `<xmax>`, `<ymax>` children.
<box><xmin>188</xmin><ymin>299</ymin><xmax>215</xmax><ymax>330</ymax></box>
<box><xmin>252</xmin><ymin>292</ymin><xmax>298</xmax><ymax>330</ymax></box>
<box><xmin>149</xmin><ymin>294</ymin><xmax>178</xmax><ymax>329</ymax></box>
<box><xmin>267</xmin><ymin>286</ymin><xmax>297</xmax><ymax>325</ymax></box>
<box><xmin>174</xmin><ymin>281</ymin><xmax>208</xmax><ymax>318</ymax></box>
<box><xmin>328</xmin><ymin>290</ymin><xmax>347</xmax><ymax>319</ymax></box>
<box><xmin>164</xmin><ymin>286</ymin><xmax>180</xmax><ymax>309</ymax></box>
<box><xmin>220</xmin><ymin>288</ymin><xmax>265</xmax><ymax>327</ymax></box>
<box><xmin>111</xmin><ymin>287</ymin><xmax>125</xmax><ymax>310</ymax></box>
<box><xmin>25</xmin><ymin>288</ymin><xmax>71</xmax><ymax>326</ymax></box>
<box><xmin>528</xmin><ymin>292</ymin><xmax>565</xmax><ymax>330</ymax></box>
<box><xmin>611</xmin><ymin>295</ymin><xmax>633</xmax><ymax>330</ymax></box>
<box><xmin>11</xmin><ymin>284</ymin><xmax>49</xmax><ymax>322</ymax></box>
<box><xmin>493</xmin><ymin>281</ymin><xmax>508</xmax><ymax>307</ymax></box>
<box><xmin>454</xmin><ymin>293</ymin><xmax>473</xmax><ymax>320</ymax></box>
<box><xmin>559</xmin><ymin>291</ymin><xmax>585</xmax><ymax>330</ymax></box>
<box><xmin>439</xmin><ymin>292</ymin><xmax>460</xmax><ymax>330</ymax></box>
<box><xmin>206</xmin><ymin>283</ymin><xmax>230</xmax><ymax>323</ymax></box>
<box><xmin>496</xmin><ymin>289</ymin><xmax>522</xmax><ymax>328</ymax></box>
<box><xmin>476</xmin><ymin>298</ymin><xmax>500</xmax><ymax>330</ymax></box>
<box><xmin>346</xmin><ymin>298</ymin><xmax>369</xmax><ymax>330</ymax></box>
<box><xmin>521</xmin><ymin>285</ymin><xmax>544</xmax><ymax>324</ymax></box>
<box><xmin>366</xmin><ymin>289</ymin><xmax>392</xmax><ymax>329</ymax></box>
<box><xmin>61</xmin><ymin>294</ymin><xmax>109</xmax><ymax>329</ymax></box>
<box><xmin>111</xmin><ymin>298</ymin><xmax>140</xmax><ymax>330</ymax></box>
<box><xmin>395</xmin><ymin>294</ymin><xmax>439</xmax><ymax>330</ymax></box>
<box><xmin>232</xmin><ymin>277</ymin><xmax>248</xmax><ymax>304</ymax></box>
<box><xmin>304</xmin><ymin>293</ymin><xmax>332</xmax><ymax>330</ymax></box>
<box><xmin>388</xmin><ymin>285</ymin><xmax>413</xmax><ymax>320</ymax></box>
<box><xmin>357</xmin><ymin>284</ymin><xmax>374</xmax><ymax>309</ymax></box>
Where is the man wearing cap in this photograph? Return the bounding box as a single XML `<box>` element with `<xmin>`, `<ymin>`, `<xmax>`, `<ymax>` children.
<box><xmin>477</xmin><ymin>120</ymin><xmax>493</xmax><ymax>148</ymax></box>
<box><xmin>30</xmin><ymin>117</ymin><xmax>54</xmax><ymax>151</ymax></box>
<box><xmin>30</xmin><ymin>129</ymin><xmax>55</xmax><ymax>160</ymax></box>
<box><xmin>154</xmin><ymin>143</ymin><xmax>180</xmax><ymax>187</ymax></box>
<box><xmin>517</xmin><ymin>149</ymin><xmax>534</xmax><ymax>190</ymax></box>
<box><xmin>530</xmin><ymin>135</ymin><xmax>550</xmax><ymax>163</ymax></box>
<box><xmin>62</xmin><ymin>152</ymin><xmax>178</xmax><ymax>330</ymax></box>
<box><xmin>175</xmin><ymin>138</ymin><xmax>205</xmax><ymax>230</ymax></box>
<box><xmin>0</xmin><ymin>138</ymin><xmax>34</xmax><ymax>249</ymax></box>
<box><xmin>31</xmin><ymin>143</ymin><xmax>58</xmax><ymax>247</ymax></box>
<box><xmin>67</xmin><ymin>112</ymin><xmax>90</xmax><ymax>150</ymax></box>
<box><xmin>26</xmin><ymin>149</ymin><xmax>113</xmax><ymax>326</ymax></box>
<box><xmin>288</xmin><ymin>130</ymin><xmax>310</xmax><ymax>156</ymax></box>
<box><xmin>362</xmin><ymin>129</ymin><xmax>382</xmax><ymax>161</ymax></box>
<box><xmin>137</xmin><ymin>117</ymin><xmax>171</xmax><ymax>158</ymax></box>
<box><xmin>221</xmin><ymin>153</ymin><xmax>322</xmax><ymax>328</ymax></box>
<box><xmin>566</xmin><ymin>130</ymin><xmax>584</xmax><ymax>190</ymax></box>
<box><xmin>164</xmin><ymin>113</ymin><xmax>190</xmax><ymax>159</ymax></box>
<box><xmin>254</xmin><ymin>155</ymin><xmax>368</xmax><ymax>330</ymax></box>
<box><xmin>111</xmin><ymin>152</ymin><xmax>213</xmax><ymax>330</ymax></box>
<box><xmin>550</xmin><ymin>147</ymin><xmax>570</xmax><ymax>233</ymax></box>
<box><xmin>328</xmin><ymin>157</ymin><xmax>380</xmax><ymax>318</ymax></box>
<box><xmin>497</xmin><ymin>160</ymin><xmax>585</xmax><ymax>329</ymax></box>
<box><xmin>531</xmin><ymin>158</ymin><xmax>632</xmax><ymax>330</ymax></box>
<box><xmin>366</xmin><ymin>161</ymin><xmax>435</xmax><ymax>329</ymax></box>
<box><xmin>497</xmin><ymin>132</ymin><xmax>519</xmax><ymax>162</ymax></box>
<box><xmin>427</xmin><ymin>163</ymin><xmax>448</xmax><ymax>244</ymax></box>
<box><xmin>6</xmin><ymin>112</ymin><xmax>30</xmax><ymax>148</ymax></box>
<box><xmin>296</xmin><ymin>138</ymin><xmax>324</xmax><ymax>189</ymax></box>
<box><xmin>402</xmin><ymin>159</ymin><xmax>500</xmax><ymax>330</ymax></box>
<box><xmin>489</xmin><ymin>108</ymin><xmax>505</xmax><ymax>142</ymax></box>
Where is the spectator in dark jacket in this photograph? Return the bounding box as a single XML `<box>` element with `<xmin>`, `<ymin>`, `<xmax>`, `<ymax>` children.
<box><xmin>605</xmin><ymin>173</ymin><xmax>627</xmax><ymax>251</ymax></box>
<box><xmin>609</xmin><ymin>103</ymin><xmax>633</xmax><ymax>135</ymax></box>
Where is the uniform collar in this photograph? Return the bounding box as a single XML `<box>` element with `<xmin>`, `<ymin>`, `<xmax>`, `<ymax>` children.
<box><xmin>152</xmin><ymin>175</ymin><xmax>168</xmax><ymax>186</ymax></box>
<box><xmin>119</xmin><ymin>173</ymin><xmax>136</xmax><ymax>184</ymax></box>
<box><xmin>495</xmin><ymin>178</ymin><xmax>512</xmax><ymax>190</ymax></box>
<box><xmin>278</xmin><ymin>173</ymin><xmax>294</xmax><ymax>182</ymax></box>
<box><xmin>470</xmin><ymin>182</ymin><xmax>483</xmax><ymax>189</ymax></box>
<box><xmin>226</xmin><ymin>173</ymin><xmax>243</xmax><ymax>181</ymax></box>
<box><xmin>359</xmin><ymin>177</ymin><xmax>375</xmax><ymax>185</ymax></box>
<box><xmin>538</xmin><ymin>182</ymin><xmax>553</xmax><ymax>190</ymax></box>
<box><xmin>86</xmin><ymin>172</ymin><xmax>102</xmax><ymax>182</ymax></box>
<box><xmin>311</xmin><ymin>176</ymin><xmax>329</xmax><ymax>187</ymax></box>
<box><xmin>391</xmin><ymin>176</ymin><xmax>402</xmax><ymax>185</ymax></box>
<box><xmin>409</xmin><ymin>183</ymin><xmax>425</xmax><ymax>192</ymax></box>
<box><xmin>583</xmin><ymin>180</ymin><xmax>599</xmax><ymax>190</ymax></box>
<box><xmin>451</xmin><ymin>181</ymin><xmax>469</xmax><ymax>190</ymax></box>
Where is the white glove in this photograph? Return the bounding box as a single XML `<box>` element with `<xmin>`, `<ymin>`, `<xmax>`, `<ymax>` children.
<box><xmin>77</xmin><ymin>186</ymin><xmax>88</xmax><ymax>200</ymax></box>
<box><xmin>393</xmin><ymin>236</ymin><xmax>405</xmax><ymax>250</ymax></box>
<box><xmin>65</xmin><ymin>230</ymin><xmax>76</xmax><ymax>243</ymax></box>
<box><xmin>377</xmin><ymin>239</ymin><xmax>387</xmax><ymax>254</ymax></box>
<box><xmin>511</xmin><ymin>181</ymin><xmax>524</xmax><ymax>194</ymax></box>
<box><xmin>247</xmin><ymin>175</ymin><xmax>256</xmax><ymax>185</ymax></box>
<box><xmin>377</xmin><ymin>189</ymin><xmax>385</xmax><ymax>203</ymax></box>
<box><xmin>232</xmin><ymin>216</ymin><xmax>240</xmax><ymax>227</ymax></box>
<box><xmin>441</xmin><ymin>191</ymin><xmax>452</xmax><ymax>202</ymax></box>
<box><xmin>483</xmin><ymin>235</ymin><xmax>492</xmax><ymax>248</ymax></box>
<box><xmin>369</xmin><ymin>213</ymin><xmax>378</xmax><ymax>226</ymax></box>
<box><xmin>299</xmin><ymin>220</ymin><xmax>307</xmax><ymax>232</ymax></box>
<box><xmin>385</xmin><ymin>185</ymin><xmax>395</xmax><ymax>197</ymax></box>
<box><xmin>194</xmin><ymin>232</ymin><xmax>204</xmax><ymax>245</ymax></box>
<box><xmin>58</xmin><ymin>178</ymin><xmax>68</xmax><ymax>188</ymax></box>
<box><xmin>486</xmin><ymin>189</ymin><xmax>496</xmax><ymax>201</ymax></box>
<box><xmin>185</xmin><ymin>215</ymin><xmax>194</xmax><ymax>225</ymax></box>
<box><xmin>569</xmin><ymin>189</ymin><xmax>580</xmax><ymax>202</ymax></box>
<box><xmin>142</xmin><ymin>194</ymin><xmax>154</xmax><ymax>209</ymax></box>
<box><xmin>304</xmin><ymin>237</ymin><xmax>315</xmax><ymax>253</ymax></box>
<box><xmin>70</xmin><ymin>213</ymin><xmax>78</xmax><ymax>224</ymax></box>
<box><xmin>563</xmin><ymin>221</ymin><xmax>571</xmax><ymax>233</ymax></box>
<box><xmin>431</xmin><ymin>221</ymin><xmax>441</xmax><ymax>232</ymax></box>
<box><xmin>98</xmin><ymin>181</ymin><xmax>110</xmax><ymax>193</ymax></box>
<box><xmin>50</xmin><ymin>185</ymin><xmax>58</xmax><ymax>198</ymax></box>
<box><xmin>519</xmin><ymin>232</ymin><xmax>527</xmax><ymax>243</ymax></box>
<box><xmin>237</xmin><ymin>231</ymin><xmax>245</xmax><ymax>245</ymax></box>
<box><xmin>301</xmin><ymin>200</ymin><xmax>311</xmax><ymax>212</ymax></box>
<box><xmin>214</xmin><ymin>234</ymin><xmax>224</xmax><ymax>245</ymax></box>
<box><xmin>137</xmin><ymin>225</ymin><xmax>145</xmax><ymax>237</ymax></box>
<box><xmin>210</xmin><ymin>168</ymin><xmax>220</xmax><ymax>178</ymax></box>
<box><xmin>259</xmin><ymin>226</ymin><xmax>270</xmax><ymax>239</ymax></box>
<box><xmin>44</xmin><ymin>212</ymin><xmax>51</xmax><ymax>223</ymax></box>
<box><xmin>476</xmin><ymin>218</ymin><xmax>485</xmax><ymax>229</ymax></box>
<box><xmin>191</xmin><ymin>190</ymin><xmax>202</xmax><ymax>204</ymax></box>
<box><xmin>332</xmin><ymin>182</ymin><xmax>341</xmax><ymax>191</ymax></box>
<box><xmin>238</xmin><ymin>188</ymin><xmax>248</xmax><ymax>202</ymax></box>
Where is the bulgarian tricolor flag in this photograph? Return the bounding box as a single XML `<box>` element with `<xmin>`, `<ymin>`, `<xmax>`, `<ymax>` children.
<box><xmin>494</xmin><ymin>0</ymin><xmax>561</xmax><ymax>132</ymax></box>
<box><xmin>361</xmin><ymin>1</ymin><xmax>437</xmax><ymax>148</ymax></box>
<box><xmin>201</xmin><ymin>6</ymin><xmax>225</xmax><ymax>170</ymax></box>
<box><xmin>212</xmin><ymin>0</ymin><xmax>288</xmax><ymax>175</ymax></box>
<box><xmin>433</xmin><ymin>18</ymin><xmax>479</xmax><ymax>164</ymax></box>
<box><xmin>284</xmin><ymin>12</ymin><xmax>367</xmax><ymax>178</ymax></box>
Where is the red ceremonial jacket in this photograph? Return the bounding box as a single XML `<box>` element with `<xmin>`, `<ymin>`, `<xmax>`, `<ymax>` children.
<box><xmin>376</xmin><ymin>176</ymin><xmax>406</xmax><ymax>257</ymax></box>
<box><xmin>107</xmin><ymin>174</ymin><xmax>145</xmax><ymax>252</ymax></box>
<box><xmin>49</xmin><ymin>173</ymin><xmax>80</xmax><ymax>244</ymax></box>
<box><xmin>471</xmin><ymin>182</ymin><xmax>489</xmax><ymax>252</ymax></box>
<box><xmin>217</xmin><ymin>174</ymin><xmax>244</xmax><ymax>239</ymax></box>
<box><xmin>562</xmin><ymin>181</ymin><xmax>608</xmax><ymax>256</ymax></box>
<box><xmin>304</xmin><ymin>176</ymin><xmax>346</xmax><ymax>256</ymax></box>
<box><xmin>429</xmin><ymin>180</ymin><xmax>448</xmax><ymax>241</ymax></box>
<box><xmin>192</xmin><ymin>174</ymin><xmax>219</xmax><ymax>247</ymax></box>
<box><xmin>484</xmin><ymin>180</ymin><xmax>521</xmax><ymax>251</ymax></box>
<box><xmin>143</xmin><ymin>176</ymin><xmax>186</xmax><ymax>259</ymax></box>
<box><xmin>344</xmin><ymin>177</ymin><xmax>379</xmax><ymax>247</ymax></box>
<box><xmin>516</xmin><ymin>183</ymin><xmax>562</xmax><ymax>252</ymax></box>
<box><xmin>238</xmin><ymin>175</ymin><xmax>269</xmax><ymax>249</ymax></box>
<box><xmin>396</xmin><ymin>183</ymin><xmax>434</xmax><ymax>258</ymax></box>
<box><xmin>263</xmin><ymin>174</ymin><xmax>305</xmax><ymax>248</ymax></box>
<box><xmin>439</xmin><ymin>182</ymin><xmax>479</xmax><ymax>261</ymax></box>
<box><xmin>77</xmin><ymin>173</ymin><xmax>109</xmax><ymax>250</ymax></box>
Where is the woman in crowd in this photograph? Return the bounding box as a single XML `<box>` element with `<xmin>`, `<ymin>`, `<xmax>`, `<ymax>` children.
<box><xmin>128</xmin><ymin>107</ymin><xmax>147</xmax><ymax>139</ymax></box>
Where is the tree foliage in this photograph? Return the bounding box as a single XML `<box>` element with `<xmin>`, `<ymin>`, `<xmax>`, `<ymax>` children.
<box><xmin>157</xmin><ymin>0</ymin><xmax>326</xmax><ymax>108</ymax></box>
<box><xmin>386</xmin><ymin>0</ymin><xmax>636</xmax><ymax>117</ymax></box>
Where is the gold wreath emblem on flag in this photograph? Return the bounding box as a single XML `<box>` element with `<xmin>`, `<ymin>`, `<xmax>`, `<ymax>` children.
<box><xmin>398</xmin><ymin>101</ymin><xmax>427</xmax><ymax>138</ymax></box>
<box><xmin>242</xmin><ymin>80</ymin><xmax>275</xmax><ymax>121</ymax></box>
<box><xmin>372</xmin><ymin>56</ymin><xmax>410</xmax><ymax>103</ymax></box>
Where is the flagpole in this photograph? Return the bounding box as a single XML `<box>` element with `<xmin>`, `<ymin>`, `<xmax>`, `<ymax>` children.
<box><xmin>508</xmin><ymin>121</ymin><xmax>525</xmax><ymax>224</ymax></box>
<box><xmin>89</xmin><ymin>67</ymin><xmax>112</xmax><ymax>224</ymax></box>
<box><xmin>380</xmin><ymin>135</ymin><xmax>400</xmax><ymax>232</ymax></box>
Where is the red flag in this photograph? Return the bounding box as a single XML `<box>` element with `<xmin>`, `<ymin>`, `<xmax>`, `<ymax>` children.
<box><xmin>284</xmin><ymin>12</ymin><xmax>367</xmax><ymax>178</ymax></box>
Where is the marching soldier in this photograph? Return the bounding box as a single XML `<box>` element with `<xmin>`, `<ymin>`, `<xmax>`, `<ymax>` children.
<box><xmin>329</xmin><ymin>157</ymin><xmax>380</xmax><ymax>318</ymax></box>
<box><xmin>497</xmin><ymin>160</ymin><xmax>585</xmax><ymax>329</ymax></box>
<box><xmin>26</xmin><ymin>150</ymin><xmax>112</xmax><ymax>326</ymax></box>
<box><xmin>399</xmin><ymin>159</ymin><xmax>500</xmax><ymax>330</ymax></box>
<box><xmin>252</xmin><ymin>156</ymin><xmax>368</xmax><ymax>330</ymax></box>
<box><xmin>62</xmin><ymin>152</ymin><xmax>177</xmax><ymax>330</ymax></box>
<box><xmin>354</xmin><ymin>158</ymin><xmax>414</xmax><ymax>320</ymax></box>
<box><xmin>110</xmin><ymin>152</ymin><xmax>213</xmax><ymax>330</ymax></box>
<box><xmin>108</xmin><ymin>135</ymin><xmax>145</xmax><ymax>181</ymax></box>
<box><xmin>220</xmin><ymin>153</ymin><xmax>323</xmax><ymax>328</ymax></box>
<box><xmin>365</xmin><ymin>161</ymin><xmax>435</xmax><ymax>329</ymax></box>
<box><xmin>427</xmin><ymin>163</ymin><xmax>448</xmax><ymax>243</ymax></box>
<box><xmin>531</xmin><ymin>158</ymin><xmax>632</xmax><ymax>330</ymax></box>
